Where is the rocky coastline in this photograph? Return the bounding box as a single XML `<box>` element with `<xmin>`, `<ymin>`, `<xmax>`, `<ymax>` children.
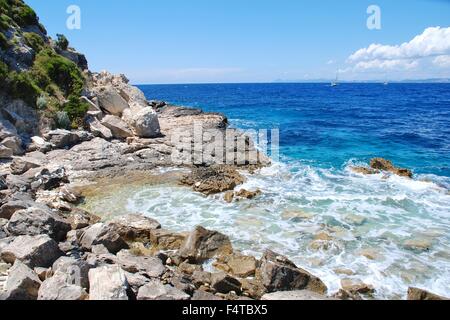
<box><xmin>0</xmin><ymin>0</ymin><xmax>448</xmax><ymax>301</ymax></box>
<box><xmin>0</xmin><ymin>70</ymin><xmax>448</xmax><ymax>301</ymax></box>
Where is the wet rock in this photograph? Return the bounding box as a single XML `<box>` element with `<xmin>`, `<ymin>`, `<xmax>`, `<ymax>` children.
<box><xmin>314</xmin><ymin>232</ymin><xmax>333</xmax><ymax>241</ymax></box>
<box><xmin>224</xmin><ymin>191</ymin><xmax>234</xmax><ymax>203</ymax></box>
<box><xmin>262</xmin><ymin>290</ymin><xmax>336</xmax><ymax>300</ymax></box>
<box><xmin>211</xmin><ymin>272</ymin><xmax>242</xmax><ymax>294</ymax></box>
<box><xmin>1</xmin><ymin>260</ymin><xmax>41</xmax><ymax>300</ymax></box>
<box><xmin>38</xmin><ymin>271</ymin><xmax>88</xmax><ymax>300</ymax></box>
<box><xmin>178</xmin><ymin>226</ymin><xmax>233</xmax><ymax>263</ymax></box>
<box><xmin>235</xmin><ymin>189</ymin><xmax>262</xmax><ymax>200</ymax></box>
<box><xmin>258</xmin><ymin>249</ymin><xmax>327</xmax><ymax>294</ymax></box>
<box><xmin>137</xmin><ymin>279</ymin><xmax>190</xmax><ymax>300</ymax></box>
<box><xmin>370</xmin><ymin>158</ymin><xmax>413</xmax><ymax>178</ymax></box>
<box><xmin>344</xmin><ymin>214</ymin><xmax>367</xmax><ymax>226</ymax></box>
<box><xmin>101</xmin><ymin>115</ymin><xmax>133</xmax><ymax>139</ymax></box>
<box><xmin>181</xmin><ymin>165</ymin><xmax>245</xmax><ymax>195</ymax></box>
<box><xmin>213</xmin><ymin>253</ymin><xmax>257</xmax><ymax>278</ymax></box>
<box><xmin>403</xmin><ymin>238</ymin><xmax>432</xmax><ymax>252</ymax></box>
<box><xmin>149</xmin><ymin>229</ymin><xmax>187</xmax><ymax>250</ymax></box>
<box><xmin>281</xmin><ymin>210</ymin><xmax>314</xmax><ymax>221</ymax></box>
<box><xmin>407</xmin><ymin>287</ymin><xmax>449</xmax><ymax>300</ymax></box>
<box><xmin>1</xmin><ymin>235</ymin><xmax>63</xmax><ymax>268</ymax></box>
<box><xmin>79</xmin><ymin>223</ymin><xmax>129</xmax><ymax>254</ymax></box>
<box><xmin>88</xmin><ymin>265</ymin><xmax>130</xmax><ymax>300</ymax></box>
<box><xmin>109</xmin><ymin>214</ymin><xmax>161</xmax><ymax>242</ymax></box>
<box><xmin>6</xmin><ymin>207</ymin><xmax>71</xmax><ymax>241</ymax></box>
<box><xmin>58</xmin><ymin>186</ymin><xmax>81</xmax><ymax>204</ymax></box>
<box><xmin>122</xmin><ymin>106</ymin><xmax>161</xmax><ymax>138</ymax></box>
<box><xmin>115</xmin><ymin>250</ymin><xmax>165</xmax><ymax>277</ymax></box>
<box><xmin>340</xmin><ymin>279</ymin><xmax>375</xmax><ymax>295</ymax></box>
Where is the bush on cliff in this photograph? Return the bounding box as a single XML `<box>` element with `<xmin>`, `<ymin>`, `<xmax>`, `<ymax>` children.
<box><xmin>23</xmin><ymin>32</ymin><xmax>44</xmax><ymax>53</ymax></box>
<box><xmin>56</xmin><ymin>34</ymin><xmax>69</xmax><ymax>51</ymax></box>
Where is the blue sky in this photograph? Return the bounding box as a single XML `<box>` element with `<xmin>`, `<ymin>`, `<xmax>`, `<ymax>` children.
<box><xmin>26</xmin><ymin>0</ymin><xmax>450</xmax><ymax>84</ymax></box>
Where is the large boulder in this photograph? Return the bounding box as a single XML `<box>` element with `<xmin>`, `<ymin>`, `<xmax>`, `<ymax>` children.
<box><xmin>108</xmin><ymin>214</ymin><xmax>161</xmax><ymax>242</ymax></box>
<box><xmin>79</xmin><ymin>223</ymin><xmax>129</xmax><ymax>254</ymax></box>
<box><xmin>137</xmin><ymin>279</ymin><xmax>190</xmax><ymax>301</ymax></box>
<box><xmin>38</xmin><ymin>271</ymin><xmax>88</xmax><ymax>300</ymax></box>
<box><xmin>6</xmin><ymin>207</ymin><xmax>71</xmax><ymax>241</ymax></box>
<box><xmin>122</xmin><ymin>106</ymin><xmax>161</xmax><ymax>138</ymax></box>
<box><xmin>1</xmin><ymin>260</ymin><xmax>41</xmax><ymax>300</ymax></box>
<box><xmin>178</xmin><ymin>226</ymin><xmax>233</xmax><ymax>263</ymax></box>
<box><xmin>0</xmin><ymin>235</ymin><xmax>63</xmax><ymax>268</ymax></box>
<box><xmin>95</xmin><ymin>86</ymin><xmax>130</xmax><ymax>116</ymax></box>
<box><xmin>407</xmin><ymin>287</ymin><xmax>449</xmax><ymax>300</ymax></box>
<box><xmin>0</xmin><ymin>194</ymin><xmax>36</xmax><ymax>220</ymax></box>
<box><xmin>257</xmin><ymin>250</ymin><xmax>327</xmax><ymax>294</ymax></box>
<box><xmin>101</xmin><ymin>115</ymin><xmax>133</xmax><ymax>139</ymax></box>
<box><xmin>88</xmin><ymin>265</ymin><xmax>130</xmax><ymax>300</ymax></box>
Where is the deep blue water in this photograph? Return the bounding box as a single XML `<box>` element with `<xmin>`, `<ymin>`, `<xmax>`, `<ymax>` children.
<box><xmin>138</xmin><ymin>83</ymin><xmax>450</xmax><ymax>178</ymax></box>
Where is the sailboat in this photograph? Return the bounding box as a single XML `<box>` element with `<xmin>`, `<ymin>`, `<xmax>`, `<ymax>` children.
<box><xmin>331</xmin><ymin>71</ymin><xmax>339</xmax><ymax>87</ymax></box>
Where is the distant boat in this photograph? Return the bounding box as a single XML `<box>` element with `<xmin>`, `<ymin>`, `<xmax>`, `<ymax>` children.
<box><xmin>331</xmin><ymin>72</ymin><xmax>339</xmax><ymax>87</ymax></box>
<box><xmin>383</xmin><ymin>81</ymin><xmax>389</xmax><ymax>85</ymax></box>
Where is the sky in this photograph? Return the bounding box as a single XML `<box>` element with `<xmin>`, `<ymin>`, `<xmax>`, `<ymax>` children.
<box><xmin>25</xmin><ymin>0</ymin><xmax>450</xmax><ymax>84</ymax></box>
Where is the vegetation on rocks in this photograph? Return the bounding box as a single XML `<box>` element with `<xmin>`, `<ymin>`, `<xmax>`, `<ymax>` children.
<box><xmin>0</xmin><ymin>0</ymin><xmax>88</xmax><ymax>128</ymax></box>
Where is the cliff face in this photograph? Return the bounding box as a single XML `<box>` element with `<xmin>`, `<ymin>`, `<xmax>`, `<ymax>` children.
<box><xmin>0</xmin><ymin>0</ymin><xmax>90</xmax><ymax>157</ymax></box>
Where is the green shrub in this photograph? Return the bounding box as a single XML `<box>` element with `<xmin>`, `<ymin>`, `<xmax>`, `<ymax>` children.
<box><xmin>7</xmin><ymin>71</ymin><xmax>41</xmax><ymax>105</ymax></box>
<box><xmin>56</xmin><ymin>34</ymin><xmax>69</xmax><ymax>50</ymax></box>
<box><xmin>11</xmin><ymin>3</ymin><xmax>38</xmax><ymax>27</ymax></box>
<box><xmin>0</xmin><ymin>32</ymin><xmax>9</xmax><ymax>49</ymax></box>
<box><xmin>36</xmin><ymin>94</ymin><xmax>47</xmax><ymax>109</ymax></box>
<box><xmin>63</xmin><ymin>95</ymin><xmax>89</xmax><ymax>122</ymax></box>
<box><xmin>24</xmin><ymin>32</ymin><xmax>44</xmax><ymax>52</ymax></box>
<box><xmin>33</xmin><ymin>49</ymin><xmax>84</xmax><ymax>97</ymax></box>
<box><xmin>0</xmin><ymin>13</ymin><xmax>11</xmax><ymax>31</ymax></box>
<box><xmin>0</xmin><ymin>60</ymin><xmax>8</xmax><ymax>82</ymax></box>
<box><xmin>54</xmin><ymin>111</ymin><xmax>71</xmax><ymax>129</ymax></box>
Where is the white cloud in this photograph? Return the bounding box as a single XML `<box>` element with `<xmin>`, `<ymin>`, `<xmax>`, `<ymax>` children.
<box><xmin>433</xmin><ymin>55</ymin><xmax>450</xmax><ymax>68</ymax></box>
<box><xmin>349</xmin><ymin>27</ymin><xmax>450</xmax><ymax>63</ymax></box>
<box><xmin>354</xmin><ymin>59</ymin><xmax>419</xmax><ymax>71</ymax></box>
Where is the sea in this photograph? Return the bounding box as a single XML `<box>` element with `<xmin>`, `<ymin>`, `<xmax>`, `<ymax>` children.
<box><xmin>88</xmin><ymin>83</ymin><xmax>450</xmax><ymax>299</ymax></box>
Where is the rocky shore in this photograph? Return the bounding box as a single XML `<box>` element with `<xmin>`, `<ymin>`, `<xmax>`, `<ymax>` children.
<box><xmin>1</xmin><ymin>0</ymin><xmax>448</xmax><ymax>301</ymax></box>
<box><xmin>0</xmin><ymin>71</ymin><xmax>448</xmax><ymax>300</ymax></box>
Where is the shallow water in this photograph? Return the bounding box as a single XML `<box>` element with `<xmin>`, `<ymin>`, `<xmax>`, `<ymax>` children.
<box><xmin>84</xmin><ymin>83</ymin><xmax>450</xmax><ymax>299</ymax></box>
